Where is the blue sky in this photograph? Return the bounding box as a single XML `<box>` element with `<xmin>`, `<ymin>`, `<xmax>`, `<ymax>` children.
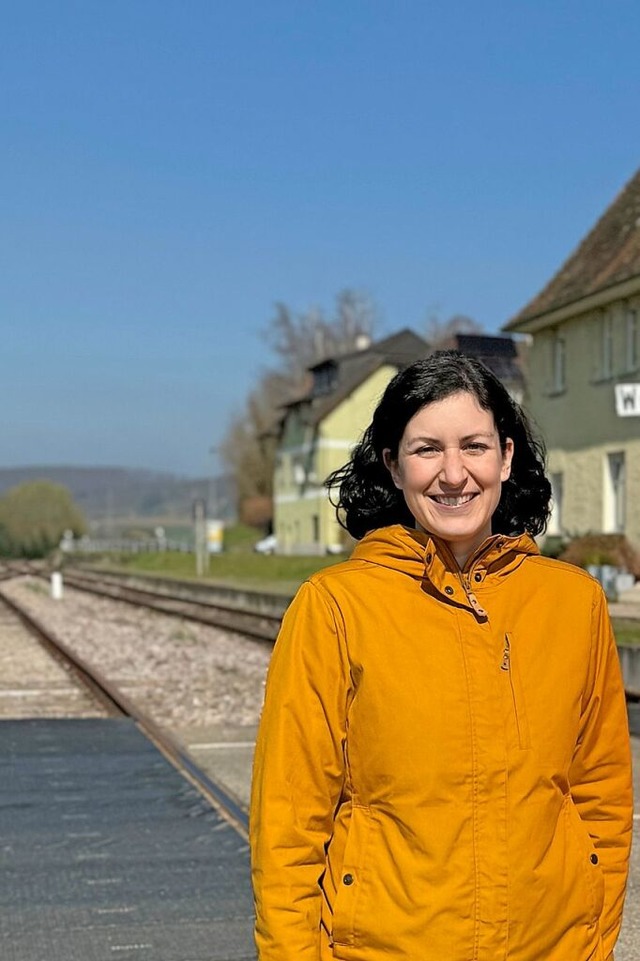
<box><xmin>2</xmin><ymin>1</ymin><xmax>639</xmax><ymax>477</ymax></box>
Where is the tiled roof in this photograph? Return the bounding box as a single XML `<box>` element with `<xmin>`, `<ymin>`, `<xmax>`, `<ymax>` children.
<box><xmin>281</xmin><ymin>328</ymin><xmax>429</xmax><ymax>429</ymax></box>
<box><xmin>506</xmin><ymin>167</ymin><xmax>640</xmax><ymax>329</ymax></box>
<box><xmin>308</xmin><ymin>328</ymin><xmax>429</xmax><ymax>372</ymax></box>
<box><xmin>306</xmin><ymin>329</ymin><xmax>429</xmax><ymax>426</ymax></box>
<box><xmin>280</xmin><ymin>330</ymin><xmax>526</xmax><ymax>434</ymax></box>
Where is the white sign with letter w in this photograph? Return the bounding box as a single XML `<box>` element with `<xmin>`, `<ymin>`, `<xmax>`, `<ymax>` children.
<box><xmin>615</xmin><ymin>383</ymin><xmax>640</xmax><ymax>416</ymax></box>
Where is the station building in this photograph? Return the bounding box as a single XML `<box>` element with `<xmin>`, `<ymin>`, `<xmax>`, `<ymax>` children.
<box><xmin>505</xmin><ymin>167</ymin><xmax>640</xmax><ymax>546</ymax></box>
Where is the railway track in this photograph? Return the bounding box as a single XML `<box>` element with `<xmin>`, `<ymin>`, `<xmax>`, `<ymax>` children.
<box><xmin>46</xmin><ymin>569</ymin><xmax>283</xmax><ymax>643</ymax></box>
<box><xmin>0</xmin><ymin>561</ymin><xmax>33</xmax><ymax>582</ymax></box>
<box><xmin>0</xmin><ymin>589</ymin><xmax>250</xmax><ymax>836</ymax></box>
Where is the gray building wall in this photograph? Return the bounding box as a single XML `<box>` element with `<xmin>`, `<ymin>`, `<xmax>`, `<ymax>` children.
<box><xmin>522</xmin><ymin>295</ymin><xmax>640</xmax><ymax>545</ymax></box>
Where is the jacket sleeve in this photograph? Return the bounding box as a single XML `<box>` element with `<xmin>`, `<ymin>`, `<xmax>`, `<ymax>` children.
<box><xmin>568</xmin><ymin>585</ymin><xmax>633</xmax><ymax>960</ymax></box>
<box><xmin>250</xmin><ymin>580</ymin><xmax>353</xmax><ymax>961</ymax></box>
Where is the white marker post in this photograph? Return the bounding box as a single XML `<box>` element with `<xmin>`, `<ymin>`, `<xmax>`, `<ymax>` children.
<box><xmin>51</xmin><ymin>572</ymin><xmax>64</xmax><ymax>600</ymax></box>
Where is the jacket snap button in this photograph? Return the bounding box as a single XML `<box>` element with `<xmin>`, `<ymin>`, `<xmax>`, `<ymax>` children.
<box><xmin>426</xmin><ymin>553</ymin><xmax>432</xmax><ymax>564</ymax></box>
<box><xmin>343</xmin><ymin>873</ymin><xmax>354</xmax><ymax>885</ymax></box>
<box><xmin>474</xmin><ymin>572</ymin><xmax>482</xmax><ymax>582</ymax></box>
<box><xmin>444</xmin><ymin>586</ymin><xmax>454</xmax><ymax>596</ymax></box>
<box><xmin>590</xmin><ymin>854</ymin><xmax>598</xmax><ymax>865</ymax></box>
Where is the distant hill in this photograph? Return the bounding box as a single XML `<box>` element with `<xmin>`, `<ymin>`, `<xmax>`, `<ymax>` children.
<box><xmin>0</xmin><ymin>466</ymin><xmax>236</xmax><ymax>524</ymax></box>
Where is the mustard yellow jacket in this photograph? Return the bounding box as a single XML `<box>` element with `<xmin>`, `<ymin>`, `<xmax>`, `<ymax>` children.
<box><xmin>250</xmin><ymin>525</ymin><xmax>633</xmax><ymax>961</ymax></box>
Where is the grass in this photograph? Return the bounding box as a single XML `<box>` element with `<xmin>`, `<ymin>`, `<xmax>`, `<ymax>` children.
<box><xmin>78</xmin><ymin>547</ymin><xmax>346</xmax><ymax>595</ymax></box>
<box><xmin>611</xmin><ymin>619</ymin><xmax>640</xmax><ymax>647</ymax></box>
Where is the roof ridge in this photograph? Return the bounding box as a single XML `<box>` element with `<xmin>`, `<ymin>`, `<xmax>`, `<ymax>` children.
<box><xmin>308</xmin><ymin>327</ymin><xmax>427</xmax><ymax>368</ymax></box>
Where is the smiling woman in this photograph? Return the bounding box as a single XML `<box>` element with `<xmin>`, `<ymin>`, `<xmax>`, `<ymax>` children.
<box><xmin>250</xmin><ymin>351</ymin><xmax>633</xmax><ymax>961</ymax></box>
<box><xmin>382</xmin><ymin>391</ymin><xmax>513</xmax><ymax>568</ymax></box>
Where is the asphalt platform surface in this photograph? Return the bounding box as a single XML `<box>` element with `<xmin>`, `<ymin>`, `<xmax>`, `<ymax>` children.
<box><xmin>0</xmin><ymin>718</ymin><xmax>255</xmax><ymax>961</ymax></box>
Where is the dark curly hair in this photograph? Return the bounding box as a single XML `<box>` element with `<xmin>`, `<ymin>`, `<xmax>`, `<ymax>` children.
<box><xmin>326</xmin><ymin>350</ymin><xmax>551</xmax><ymax>540</ymax></box>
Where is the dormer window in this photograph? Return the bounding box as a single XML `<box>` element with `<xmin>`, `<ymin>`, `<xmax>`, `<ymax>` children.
<box><xmin>312</xmin><ymin>361</ymin><xmax>338</xmax><ymax>397</ymax></box>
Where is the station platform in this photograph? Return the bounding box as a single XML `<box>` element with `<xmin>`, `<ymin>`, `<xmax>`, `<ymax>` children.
<box><xmin>0</xmin><ymin>718</ymin><xmax>256</xmax><ymax>961</ymax></box>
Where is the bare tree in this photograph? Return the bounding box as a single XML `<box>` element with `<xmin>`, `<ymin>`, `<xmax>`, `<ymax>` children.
<box><xmin>333</xmin><ymin>288</ymin><xmax>377</xmax><ymax>351</ymax></box>
<box><xmin>424</xmin><ymin>310</ymin><xmax>484</xmax><ymax>349</ymax></box>
<box><xmin>263</xmin><ymin>289</ymin><xmax>377</xmax><ymax>382</ymax></box>
<box><xmin>219</xmin><ymin>370</ymin><xmax>289</xmax><ymax>502</ymax></box>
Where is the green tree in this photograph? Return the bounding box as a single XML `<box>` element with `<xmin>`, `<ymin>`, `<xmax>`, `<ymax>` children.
<box><xmin>0</xmin><ymin>481</ymin><xmax>87</xmax><ymax>558</ymax></box>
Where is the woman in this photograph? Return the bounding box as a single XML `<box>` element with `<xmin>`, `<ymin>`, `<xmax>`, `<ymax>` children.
<box><xmin>250</xmin><ymin>351</ymin><xmax>633</xmax><ymax>961</ymax></box>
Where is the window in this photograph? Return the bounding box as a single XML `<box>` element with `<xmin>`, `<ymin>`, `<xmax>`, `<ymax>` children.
<box><xmin>601</xmin><ymin>310</ymin><xmax>614</xmax><ymax>379</ymax></box>
<box><xmin>312</xmin><ymin>514</ymin><xmax>320</xmax><ymax>543</ymax></box>
<box><xmin>312</xmin><ymin>362</ymin><xmax>338</xmax><ymax>397</ymax></box>
<box><xmin>604</xmin><ymin>452</ymin><xmax>626</xmax><ymax>533</ymax></box>
<box><xmin>625</xmin><ymin>306</ymin><xmax>638</xmax><ymax>371</ymax></box>
<box><xmin>548</xmin><ymin>472</ymin><xmax>564</xmax><ymax>535</ymax></box>
<box><xmin>292</xmin><ymin>460</ymin><xmax>306</xmax><ymax>487</ymax></box>
<box><xmin>550</xmin><ymin>330</ymin><xmax>566</xmax><ymax>392</ymax></box>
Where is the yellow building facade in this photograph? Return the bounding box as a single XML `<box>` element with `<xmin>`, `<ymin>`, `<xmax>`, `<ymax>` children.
<box><xmin>274</xmin><ymin>365</ymin><xmax>401</xmax><ymax>555</ymax></box>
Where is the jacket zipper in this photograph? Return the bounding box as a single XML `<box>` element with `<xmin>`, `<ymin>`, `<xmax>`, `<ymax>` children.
<box><xmin>461</xmin><ymin>574</ymin><xmax>488</xmax><ymax>619</ymax></box>
<box><xmin>501</xmin><ymin>633</ymin><xmax>530</xmax><ymax>750</ymax></box>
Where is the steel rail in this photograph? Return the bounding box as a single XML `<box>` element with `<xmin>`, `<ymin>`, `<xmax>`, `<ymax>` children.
<box><xmin>0</xmin><ymin>592</ymin><xmax>128</xmax><ymax>718</ymax></box>
<box><xmin>42</xmin><ymin>572</ymin><xmax>281</xmax><ymax>644</ymax></box>
<box><xmin>67</xmin><ymin>565</ymin><xmax>291</xmax><ymax>618</ymax></box>
<box><xmin>0</xmin><ymin>562</ymin><xmax>36</xmax><ymax>582</ymax></box>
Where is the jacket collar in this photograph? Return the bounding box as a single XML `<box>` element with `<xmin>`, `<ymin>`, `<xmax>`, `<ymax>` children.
<box><xmin>421</xmin><ymin>531</ymin><xmax>538</xmax><ymax>619</ymax></box>
<box><xmin>352</xmin><ymin>524</ymin><xmax>539</xmax><ymax>620</ymax></box>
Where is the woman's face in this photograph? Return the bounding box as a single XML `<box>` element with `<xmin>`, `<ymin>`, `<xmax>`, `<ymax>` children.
<box><xmin>384</xmin><ymin>391</ymin><xmax>514</xmax><ymax>567</ymax></box>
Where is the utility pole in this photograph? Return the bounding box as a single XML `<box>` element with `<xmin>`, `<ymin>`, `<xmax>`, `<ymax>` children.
<box><xmin>206</xmin><ymin>445</ymin><xmax>224</xmax><ymax>555</ymax></box>
<box><xmin>193</xmin><ymin>498</ymin><xmax>208</xmax><ymax>576</ymax></box>
<box><xmin>208</xmin><ymin>446</ymin><xmax>218</xmax><ymax>520</ymax></box>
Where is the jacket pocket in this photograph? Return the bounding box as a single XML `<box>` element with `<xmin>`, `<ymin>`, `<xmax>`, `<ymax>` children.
<box><xmin>500</xmin><ymin>633</ymin><xmax>531</xmax><ymax>750</ymax></box>
<box><xmin>564</xmin><ymin>795</ymin><xmax>605</xmax><ymax>926</ymax></box>
<box><xmin>330</xmin><ymin>805</ymin><xmax>373</xmax><ymax>948</ymax></box>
